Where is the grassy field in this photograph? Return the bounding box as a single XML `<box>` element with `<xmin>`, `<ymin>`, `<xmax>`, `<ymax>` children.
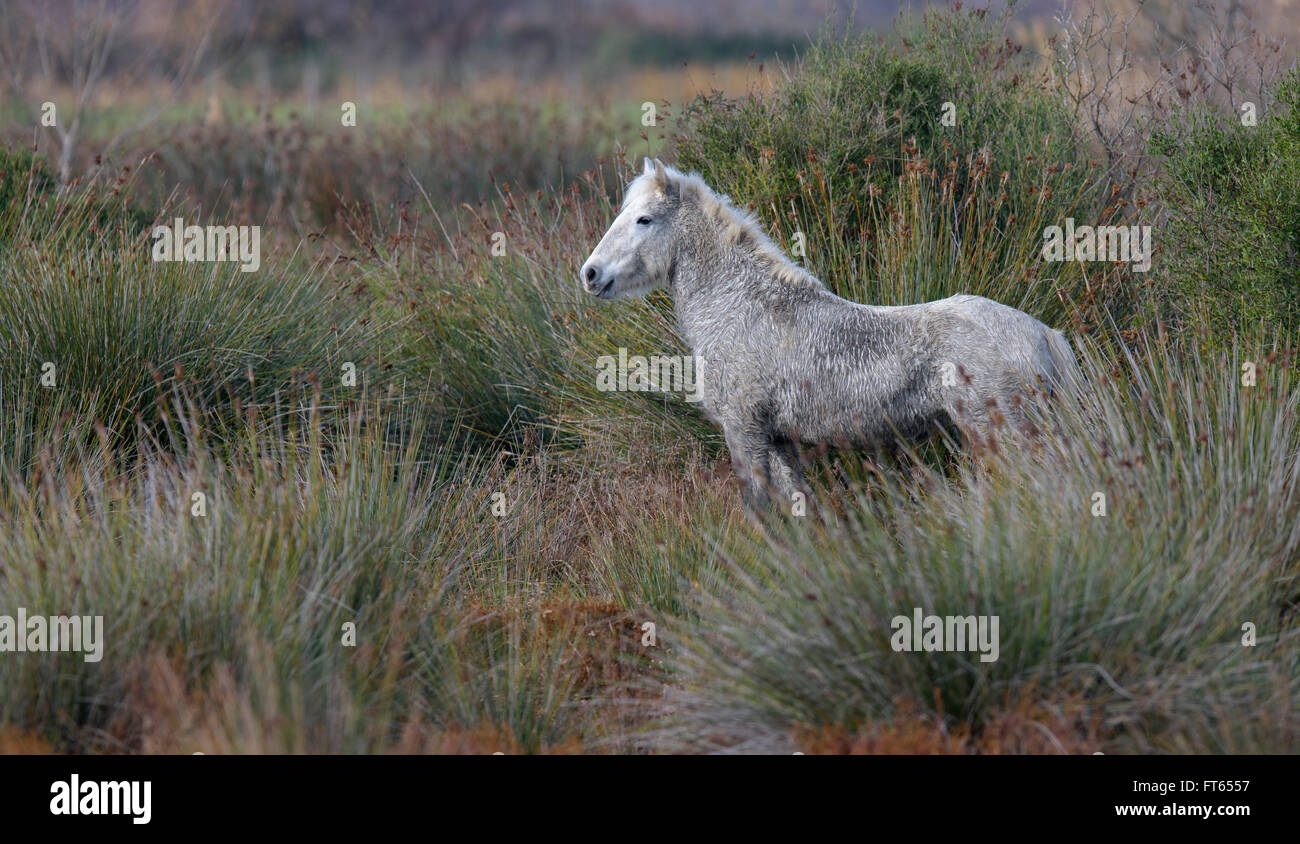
<box><xmin>0</xmin><ymin>3</ymin><xmax>1297</xmax><ymax>754</ymax></box>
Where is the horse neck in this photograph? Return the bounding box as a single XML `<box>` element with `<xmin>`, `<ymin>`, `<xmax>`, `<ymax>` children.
<box><xmin>669</xmin><ymin>211</ymin><xmax>776</xmax><ymax>351</ymax></box>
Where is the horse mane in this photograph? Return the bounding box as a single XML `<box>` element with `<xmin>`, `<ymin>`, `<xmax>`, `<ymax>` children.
<box><xmin>653</xmin><ymin>167</ymin><xmax>826</xmax><ymax>292</ymax></box>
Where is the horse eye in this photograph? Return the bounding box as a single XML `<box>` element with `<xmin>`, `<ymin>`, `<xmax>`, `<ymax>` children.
<box><xmin>636</xmin><ymin>216</ymin><xmax>652</xmax><ymax>225</ymax></box>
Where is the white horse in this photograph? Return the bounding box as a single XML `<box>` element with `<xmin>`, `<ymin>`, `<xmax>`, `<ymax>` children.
<box><xmin>580</xmin><ymin>158</ymin><xmax>1079</xmax><ymax>508</ymax></box>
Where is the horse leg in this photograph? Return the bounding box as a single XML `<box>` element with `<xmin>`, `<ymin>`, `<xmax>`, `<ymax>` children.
<box><xmin>722</xmin><ymin>424</ymin><xmax>773</xmax><ymax>510</ymax></box>
<box><xmin>767</xmin><ymin>438</ymin><xmax>811</xmax><ymax>515</ymax></box>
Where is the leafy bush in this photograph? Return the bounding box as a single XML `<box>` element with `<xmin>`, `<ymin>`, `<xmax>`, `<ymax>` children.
<box><xmin>1148</xmin><ymin>69</ymin><xmax>1300</xmax><ymax>339</ymax></box>
<box><xmin>673</xmin><ymin>6</ymin><xmax>1107</xmax><ymax>321</ymax></box>
<box><xmin>0</xmin><ymin>147</ymin><xmax>155</xmax><ymax>245</ymax></box>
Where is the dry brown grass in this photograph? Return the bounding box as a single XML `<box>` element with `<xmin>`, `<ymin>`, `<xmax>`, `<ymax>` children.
<box><xmin>92</xmin><ymin>595</ymin><xmax>654</xmax><ymax>755</ymax></box>
<box><xmin>793</xmin><ymin>694</ymin><xmax>1105</xmax><ymax>755</ymax></box>
<box><xmin>0</xmin><ymin>725</ymin><xmax>53</xmax><ymax>754</ymax></box>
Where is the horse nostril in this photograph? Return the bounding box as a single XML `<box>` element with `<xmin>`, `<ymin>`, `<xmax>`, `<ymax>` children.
<box><xmin>585</xmin><ymin>266</ymin><xmax>598</xmax><ymax>283</ymax></box>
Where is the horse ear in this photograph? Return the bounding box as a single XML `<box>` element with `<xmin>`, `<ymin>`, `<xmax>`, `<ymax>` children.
<box><xmin>652</xmin><ymin>158</ymin><xmax>677</xmax><ymax>197</ymax></box>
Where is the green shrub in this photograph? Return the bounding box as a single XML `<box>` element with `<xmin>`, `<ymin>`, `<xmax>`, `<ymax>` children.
<box><xmin>0</xmin><ymin>147</ymin><xmax>155</xmax><ymax>246</ymax></box>
<box><xmin>0</xmin><ymin>147</ymin><xmax>57</xmax><ymax>210</ymax></box>
<box><xmin>1148</xmin><ymin>69</ymin><xmax>1300</xmax><ymax>339</ymax></box>
<box><xmin>673</xmin><ymin>6</ymin><xmax>1104</xmax><ymax>321</ymax></box>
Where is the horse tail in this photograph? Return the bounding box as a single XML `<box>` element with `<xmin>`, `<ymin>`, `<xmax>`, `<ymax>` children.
<box><xmin>1045</xmin><ymin>329</ymin><xmax>1082</xmax><ymax>396</ymax></box>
